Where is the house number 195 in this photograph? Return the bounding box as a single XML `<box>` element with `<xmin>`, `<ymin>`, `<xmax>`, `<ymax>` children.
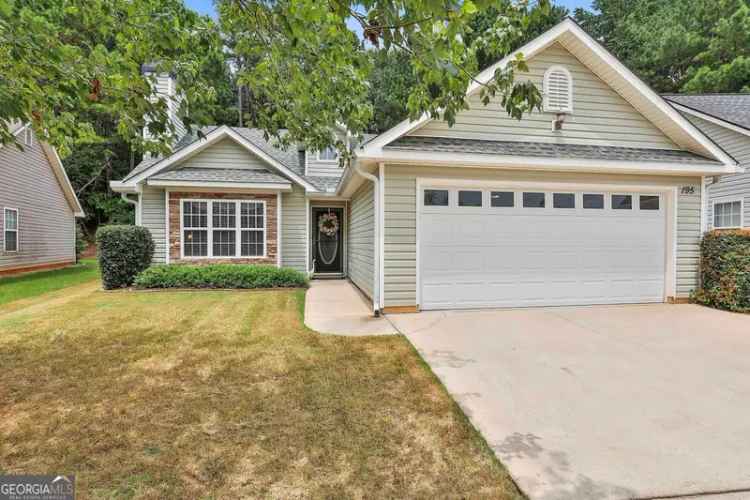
<box><xmin>681</xmin><ymin>186</ymin><xmax>696</xmax><ymax>195</ymax></box>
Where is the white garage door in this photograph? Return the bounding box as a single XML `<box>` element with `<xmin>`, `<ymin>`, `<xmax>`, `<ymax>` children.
<box><xmin>419</xmin><ymin>187</ymin><xmax>667</xmax><ymax>310</ymax></box>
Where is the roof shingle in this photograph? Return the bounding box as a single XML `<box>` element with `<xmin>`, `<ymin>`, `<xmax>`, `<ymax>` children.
<box><xmin>663</xmin><ymin>94</ymin><xmax>750</xmax><ymax>131</ymax></box>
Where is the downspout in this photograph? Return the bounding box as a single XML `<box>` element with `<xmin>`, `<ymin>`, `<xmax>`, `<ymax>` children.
<box><xmin>121</xmin><ymin>193</ymin><xmax>140</xmax><ymax>225</ymax></box>
<box><xmin>353</xmin><ymin>161</ymin><xmax>381</xmax><ymax>315</ymax></box>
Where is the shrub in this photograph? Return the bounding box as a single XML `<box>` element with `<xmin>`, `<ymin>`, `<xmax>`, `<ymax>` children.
<box><xmin>96</xmin><ymin>225</ymin><xmax>154</xmax><ymax>289</ymax></box>
<box><xmin>693</xmin><ymin>230</ymin><xmax>750</xmax><ymax>313</ymax></box>
<box><xmin>134</xmin><ymin>264</ymin><xmax>309</xmax><ymax>289</ymax></box>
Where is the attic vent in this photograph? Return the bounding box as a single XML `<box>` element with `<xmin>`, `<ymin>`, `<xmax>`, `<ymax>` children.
<box><xmin>543</xmin><ymin>66</ymin><xmax>573</xmax><ymax>113</ymax></box>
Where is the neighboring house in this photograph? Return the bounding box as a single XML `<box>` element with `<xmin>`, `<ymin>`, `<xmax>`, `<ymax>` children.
<box><xmin>0</xmin><ymin>123</ymin><xmax>85</xmax><ymax>274</ymax></box>
<box><xmin>663</xmin><ymin>94</ymin><xmax>750</xmax><ymax>231</ymax></box>
<box><xmin>111</xmin><ymin>18</ymin><xmax>742</xmax><ymax>313</ymax></box>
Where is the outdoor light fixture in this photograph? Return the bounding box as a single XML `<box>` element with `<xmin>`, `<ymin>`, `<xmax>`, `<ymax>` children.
<box><xmin>552</xmin><ymin>112</ymin><xmax>566</xmax><ymax>131</ymax></box>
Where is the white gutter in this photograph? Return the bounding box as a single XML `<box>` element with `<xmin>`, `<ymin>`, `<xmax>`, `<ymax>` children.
<box><xmin>120</xmin><ymin>192</ymin><xmax>141</xmax><ymax>225</ymax></box>
<box><xmin>353</xmin><ymin>161</ymin><xmax>381</xmax><ymax>314</ymax></box>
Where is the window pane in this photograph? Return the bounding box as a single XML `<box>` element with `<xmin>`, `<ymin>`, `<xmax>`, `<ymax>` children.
<box><xmin>582</xmin><ymin>194</ymin><xmax>604</xmax><ymax>209</ymax></box>
<box><xmin>612</xmin><ymin>194</ymin><xmax>632</xmax><ymax>210</ymax></box>
<box><xmin>731</xmin><ymin>201</ymin><xmax>742</xmax><ymax>227</ymax></box>
<box><xmin>640</xmin><ymin>195</ymin><xmax>660</xmax><ymax>210</ymax></box>
<box><xmin>715</xmin><ymin>201</ymin><xmax>742</xmax><ymax>228</ymax></box>
<box><xmin>523</xmin><ymin>192</ymin><xmax>545</xmax><ymax>208</ymax></box>
<box><xmin>183</xmin><ymin>230</ymin><xmax>207</xmax><ymax>256</ymax></box>
<box><xmin>424</xmin><ymin>189</ymin><xmax>448</xmax><ymax>206</ymax></box>
<box><xmin>4</xmin><ymin>231</ymin><xmax>17</xmax><ymax>251</ymax></box>
<box><xmin>490</xmin><ymin>191</ymin><xmax>514</xmax><ymax>207</ymax></box>
<box><xmin>212</xmin><ymin>202</ymin><xmax>236</xmax><ymax>228</ymax></box>
<box><xmin>458</xmin><ymin>190</ymin><xmax>482</xmax><ymax>207</ymax></box>
<box><xmin>212</xmin><ymin>230</ymin><xmax>236</xmax><ymax>256</ymax></box>
<box><xmin>241</xmin><ymin>202</ymin><xmax>264</xmax><ymax>229</ymax></box>
<box><xmin>241</xmin><ymin>231</ymin><xmax>264</xmax><ymax>256</ymax></box>
<box><xmin>4</xmin><ymin>209</ymin><xmax>17</xmax><ymax>230</ymax></box>
<box><xmin>183</xmin><ymin>201</ymin><xmax>207</xmax><ymax>228</ymax></box>
<box><xmin>318</xmin><ymin>147</ymin><xmax>338</xmax><ymax>161</ymax></box>
<box><xmin>553</xmin><ymin>193</ymin><xmax>575</xmax><ymax>209</ymax></box>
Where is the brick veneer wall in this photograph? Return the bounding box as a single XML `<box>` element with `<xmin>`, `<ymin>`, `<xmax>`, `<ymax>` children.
<box><xmin>169</xmin><ymin>192</ymin><xmax>278</xmax><ymax>264</ymax></box>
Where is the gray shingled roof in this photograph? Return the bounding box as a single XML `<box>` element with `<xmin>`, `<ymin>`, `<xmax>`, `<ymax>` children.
<box><xmin>306</xmin><ymin>176</ymin><xmax>342</xmax><ymax>193</ymax></box>
<box><xmin>150</xmin><ymin>167</ymin><xmax>291</xmax><ymax>185</ymax></box>
<box><xmin>386</xmin><ymin>136</ymin><xmax>723</xmax><ymax>165</ymax></box>
<box><xmin>122</xmin><ymin>126</ymin><xmax>306</xmax><ymax>182</ymax></box>
<box><xmin>664</xmin><ymin>94</ymin><xmax>750</xmax><ymax>131</ymax></box>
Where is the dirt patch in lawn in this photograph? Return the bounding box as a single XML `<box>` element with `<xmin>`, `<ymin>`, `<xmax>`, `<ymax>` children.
<box><xmin>0</xmin><ymin>288</ymin><xmax>522</xmax><ymax>499</ymax></box>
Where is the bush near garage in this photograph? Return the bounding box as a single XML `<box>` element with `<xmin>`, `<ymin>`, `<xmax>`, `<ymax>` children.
<box><xmin>134</xmin><ymin>264</ymin><xmax>309</xmax><ymax>290</ymax></box>
<box><xmin>693</xmin><ymin>230</ymin><xmax>750</xmax><ymax>313</ymax></box>
<box><xmin>96</xmin><ymin>225</ymin><xmax>154</xmax><ymax>289</ymax></box>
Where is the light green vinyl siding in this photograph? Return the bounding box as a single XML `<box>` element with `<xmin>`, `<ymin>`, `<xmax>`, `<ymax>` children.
<box><xmin>347</xmin><ymin>181</ymin><xmax>375</xmax><ymax>299</ymax></box>
<box><xmin>140</xmin><ymin>186</ymin><xmax>167</xmax><ymax>264</ymax></box>
<box><xmin>281</xmin><ymin>186</ymin><xmax>307</xmax><ymax>272</ymax></box>
<box><xmin>412</xmin><ymin>43</ymin><xmax>677</xmax><ymax>150</ymax></box>
<box><xmin>383</xmin><ymin>165</ymin><xmax>701</xmax><ymax>307</ymax></box>
<box><xmin>176</xmin><ymin>138</ymin><xmax>274</xmax><ymax>171</ymax></box>
<box><xmin>684</xmin><ymin>114</ymin><xmax>750</xmax><ymax>229</ymax></box>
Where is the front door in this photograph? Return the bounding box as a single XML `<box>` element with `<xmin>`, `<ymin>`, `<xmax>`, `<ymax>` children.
<box><xmin>312</xmin><ymin>207</ymin><xmax>343</xmax><ymax>274</ymax></box>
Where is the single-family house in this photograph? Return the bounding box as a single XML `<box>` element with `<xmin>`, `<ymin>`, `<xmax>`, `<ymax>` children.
<box><xmin>111</xmin><ymin>18</ymin><xmax>743</xmax><ymax>313</ymax></box>
<box><xmin>1</xmin><ymin>123</ymin><xmax>85</xmax><ymax>274</ymax></box>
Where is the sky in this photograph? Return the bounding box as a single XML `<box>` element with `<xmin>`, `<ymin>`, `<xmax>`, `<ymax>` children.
<box><xmin>184</xmin><ymin>0</ymin><xmax>594</xmax><ymax>19</ymax></box>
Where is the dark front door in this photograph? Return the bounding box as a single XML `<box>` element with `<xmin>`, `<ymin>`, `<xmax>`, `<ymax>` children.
<box><xmin>312</xmin><ymin>207</ymin><xmax>343</xmax><ymax>273</ymax></box>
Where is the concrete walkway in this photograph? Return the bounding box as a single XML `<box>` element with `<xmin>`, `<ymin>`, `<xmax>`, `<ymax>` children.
<box><xmin>304</xmin><ymin>280</ymin><xmax>397</xmax><ymax>336</ymax></box>
<box><xmin>391</xmin><ymin>304</ymin><xmax>750</xmax><ymax>500</ymax></box>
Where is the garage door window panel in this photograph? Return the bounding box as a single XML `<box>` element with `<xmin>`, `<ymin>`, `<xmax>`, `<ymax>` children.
<box><xmin>523</xmin><ymin>192</ymin><xmax>546</xmax><ymax>208</ymax></box>
<box><xmin>491</xmin><ymin>191</ymin><xmax>515</xmax><ymax>208</ymax></box>
<box><xmin>583</xmin><ymin>194</ymin><xmax>605</xmax><ymax>209</ymax></box>
<box><xmin>612</xmin><ymin>194</ymin><xmax>633</xmax><ymax>210</ymax></box>
<box><xmin>424</xmin><ymin>189</ymin><xmax>449</xmax><ymax>207</ymax></box>
<box><xmin>640</xmin><ymin>195</ymin><xmax>660</xmax><ymax>211</ymax></box>
<box><xmin>458</xmin><ymin>190</ymin><xmax>483</xmax><ymax>207</ymax></box>
<box><xmin>553</xmin><ymin>193</ymin><xmax>575</xmax><ymax>209</ymax></box>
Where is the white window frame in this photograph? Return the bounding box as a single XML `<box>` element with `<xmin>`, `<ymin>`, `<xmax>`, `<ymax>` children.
<box><xmin>543</xmin><ymin>65</ymin><xmax>573</xmax><ymax>113</ymax></box>
<box><xmin>179</xmin><ymin>199</ymin><xmax>267</xmax><ymax>259</ymax></box>
<box><xmin>713</xmin><ymin>198</ymin><xmax>744</xmax><ymax>229</ymax></box>
<box><xmin>3</xmin><ymin>207</ymin><xmax>18</xmax><ymax>253</ymax></box>
<box><xmin>316</xmin><ymin>146</ymin><xmax>339</xmax><ymax>163</ymax></box>
<box><xmin>23</xmin><ymin>127</ymin><xmax>32</xmax><ymax>147</ymax></box>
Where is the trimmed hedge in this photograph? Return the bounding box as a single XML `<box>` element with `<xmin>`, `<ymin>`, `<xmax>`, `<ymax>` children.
<box><xmin>97</xmin><ymin>225</ymin><xmax>155</xmax><ymax>289</ymax></box>
<box><xmin>134</xmin><ymin>264</ymin><xmax>309</xmax><ymax>289</ymax></box>
<box><xmin>693</xmin><ymin>230</ymin><xmax>750</xmax><ymax>313</ymax></box>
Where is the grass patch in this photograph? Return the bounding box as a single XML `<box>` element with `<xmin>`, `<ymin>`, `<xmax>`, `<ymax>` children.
<box><xmin>0</xmin><ymin>287</ymin><xmax>522</xmax><ymax>499</ymax></box>
<box><xmin>0</xmin><ymin>259</ymin><xmax>99</xmax><ymax>306</ymax></box>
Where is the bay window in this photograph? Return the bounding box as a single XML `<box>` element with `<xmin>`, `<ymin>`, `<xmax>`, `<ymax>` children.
<box><xmin>181</xmin><ymin>199</ymin><xmax>266</xmax><ymax>258</ymax></box>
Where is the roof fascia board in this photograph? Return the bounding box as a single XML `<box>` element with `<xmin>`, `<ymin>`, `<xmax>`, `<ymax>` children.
<box><xmin>126</xmin><ymin>125</ymin><xmax>319</xmax><ymax>192</ymax></box>
<box><xmin>40</xmin><ymin>142</ymin><xmax>85</xmax><ymax>217</ymax></box>
<box><xmin>669</xmin><ymin>102</ymin><xmax>750</xmax><ymax>139</ymax></box>
<box><xmin>359</xmin><ymin>149</ymin><xmax>742</xmax><ymax>175</ymax></box>
<box><xmin>146</xmin><ymin>179</ymin><xmax>292</xmax><ymax>191</ymax></box>
<box><xmin>562</xmin><ymin>20</ymin><xmax>737</xmax><ymax>166</ymax></box>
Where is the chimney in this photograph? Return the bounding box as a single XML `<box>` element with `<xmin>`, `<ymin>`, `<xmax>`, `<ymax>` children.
<box><xmin>142</xmin><ymin>63</ymin><xmax>187</xmax><ymax>152</ymax></box>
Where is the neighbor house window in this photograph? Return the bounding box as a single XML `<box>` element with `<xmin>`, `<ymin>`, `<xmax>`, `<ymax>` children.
<box><xmin>424</xmin><ymin>189</ymin><xmax>449</xmax><ymax>206</ymax></box>
<box><xmin>543</xmin><ymin>66</ymin><xmax>573</xmax><ymax>113</ymax></box>
<box><xmin>714</xmin><ymin>200</ymin><xmax>743</xmax><ymax>228</ymax></box>
<box><xmin>4</xmin><ymin>208</ymin><xmax>18</xmax><ymax>252</ymax></box>
<box><xmin>181</xmin><ymin>199</ymin><xmax>267</xmax><ymax>258</ymax></box>
<box><xmin>317</xmin><ymin>147</ymin><xmax>338</xmax><ymax>162</ymax></box>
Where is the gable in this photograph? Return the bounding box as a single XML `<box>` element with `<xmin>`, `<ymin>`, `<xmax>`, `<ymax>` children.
<box><xmin>684</xmin><ymin>114</ymin><xmax>750</xmax><ymax>167</ymax></box>
<box><xmin>171</xmin><ymin>137</ymin><xmax>275</xmax><ymax>172</ymax></box>
<box><xmin>411</xmin><ymin>43</ymin><xmax>678</xmax><ymax>150</ymax></box>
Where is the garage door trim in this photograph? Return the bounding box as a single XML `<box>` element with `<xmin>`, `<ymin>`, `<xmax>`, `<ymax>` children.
<box><xmin>415</xmin><ymin>177</ymin><xmax>678</xmax><ymax>309</ymax></box>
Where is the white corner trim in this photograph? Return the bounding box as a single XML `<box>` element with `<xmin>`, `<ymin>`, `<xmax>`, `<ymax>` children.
<box><xmin>305</xmin><ymin>197</ymin><xmax>311</xmax><ymax>274</ymax></box>
<box><xmin>700</xmin><ymin>176</ymin><xmax>707</xmax><ymax>234</ymax></box>
<box><xmin>165</xmin><ymin>189</ymin><xmax>171</xmax><ymax>264</ymax></box>
<box><xmin>378</xmin><ymin>162</ymin><xmax>385</xmax><ymax>311</ymax></box>
<box><xmin>277</xmin><ymin>191</ymin><xmax>282</xmax><ymax>268</ymax></box>
<box><xmin>669</xmin><ymin>102</ymin><xmax>750</xmax><ymax>139</ymax></box>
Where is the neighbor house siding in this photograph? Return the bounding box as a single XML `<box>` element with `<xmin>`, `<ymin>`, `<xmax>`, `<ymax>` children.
<box><xmin>684</xmin><ymin>115</ymin><xmax>750</xmax><ymax>229</ymax></box>
<box><xmin>281</xmin><ymin>185</ymin><xmax>308</xmax><ymax>272</ymax></box>
<box><xmin>306</xmin><ymin>153</ymin><xmax>345</xmax><ymax>177</ymax></box>
<box><xmin>141</xmin><ymin>186</ymin><xmax>167</xmax><ymax>264</ymax></box>
<box><xmin>411</xmin><ymin>43</ymin><xmax>678</xmax><ymax>150</ymax></box>
<box><xmin>0</xmin><ymin>129</ymin><xmax>76</xmax><ymax>271</ymax></box>
<box><xmin>176</xmin><ymin>138</ymin><xmax>273</xmax><ymax>170</ymax></box>
<box><xmin>347</xmin><ymin>181</ymin><xmax>375</xmax><ymax>299</ymax></box>
<box><xmin>382</xmin><ymin>165</ymin><xmax>702</xmax><ymax>307</ymax></box>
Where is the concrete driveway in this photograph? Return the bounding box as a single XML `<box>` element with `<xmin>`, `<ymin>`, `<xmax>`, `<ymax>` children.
<box><xmin>389</xmin><ymin>304</ymin><xmax>750</xmax><ymax>500</ymax></box>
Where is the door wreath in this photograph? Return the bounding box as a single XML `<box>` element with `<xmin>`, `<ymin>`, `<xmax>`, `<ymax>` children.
<box><xmin>318</xmin><ymin>212</ymin><xmax>339</xmax><ymax>237</ymax></box>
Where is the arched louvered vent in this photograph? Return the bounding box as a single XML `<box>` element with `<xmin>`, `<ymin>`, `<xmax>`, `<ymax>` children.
<box><xmin>543</xmin><ymin>66</ymin><xmax>573</xmax><ymax>113</ymax></box>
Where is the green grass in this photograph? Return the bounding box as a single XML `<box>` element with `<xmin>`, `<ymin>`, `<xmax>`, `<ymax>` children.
<box><xmin>0</xmin><ymin>258</ymin><xmax>99</xmax><ymax>306</ymax></box>
<box><xmin>0</xmin><ymin>286</ymin><xmax>522</xmax><ymax>499</ymax></box>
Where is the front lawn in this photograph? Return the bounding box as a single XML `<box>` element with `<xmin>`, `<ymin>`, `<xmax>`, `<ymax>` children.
<box><xmin>0</xmin><ymin>258</ymin><xmax>99</xmax><ymax>306</ymax></box>
<box><xmin>0</xmin><ymin>287</ymin><xmax>522</xmax><ymax>499</ymax></box>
